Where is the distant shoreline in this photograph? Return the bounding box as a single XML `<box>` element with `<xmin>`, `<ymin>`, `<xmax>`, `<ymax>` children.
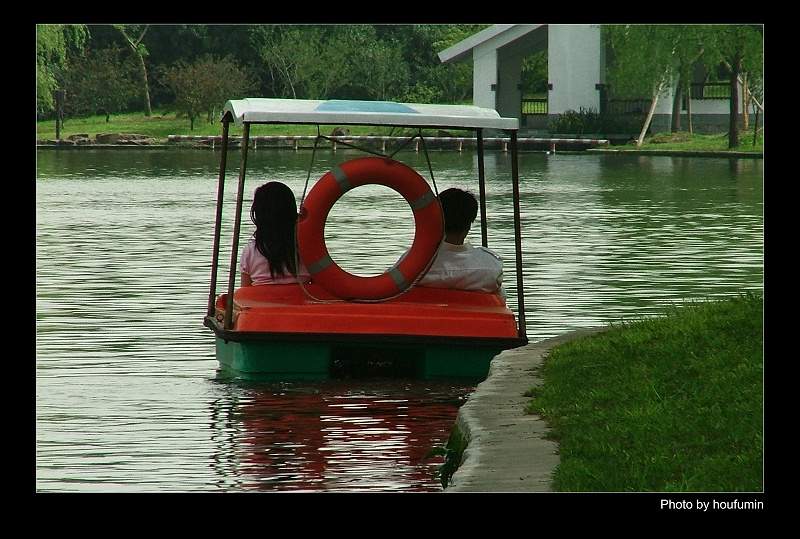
<box><xmin>35</xmin><ymin>134</ymin><xmax>763</xmax><ymax>158</ymax></box>
<box><xmin>35</xmin><ymin>142</ymin><xmax>764</xmax><ymax>159</ymax></box>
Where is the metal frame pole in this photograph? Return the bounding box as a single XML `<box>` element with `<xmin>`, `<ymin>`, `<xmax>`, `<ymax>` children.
<box><xmin>223</xmin><ymin>122</ymin><xmax>251</xmax><ymax>330</ymax></box>
<box><xmin>476</xmin><ymin>129</ymin><xmax>488</xmax><ymax>248</ymax></box>
<box><xmin>509</xmin><ymin>130</ymin><xmax>527</xmax><ymax>339</ymax></box>
<box><xmin>207</xmin><ymin>116</ymin><xmax>231</xmax><ymax>318</ymax></box>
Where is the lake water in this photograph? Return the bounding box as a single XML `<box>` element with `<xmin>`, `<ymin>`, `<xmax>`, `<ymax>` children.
<box><xmin>35</xmin><ymin>148</ymin><xmax>763</xmax><ymax>492</ymax></box>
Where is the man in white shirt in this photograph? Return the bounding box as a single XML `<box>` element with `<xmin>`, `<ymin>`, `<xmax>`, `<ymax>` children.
<box><xmin>418</xmin><ymin>188</ymin><xmax>504</xmax><ymax>296</ymax></box>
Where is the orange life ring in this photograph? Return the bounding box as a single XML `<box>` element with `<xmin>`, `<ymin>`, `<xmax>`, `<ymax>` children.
<box><xmin>297</xmin><ymin>156</ymin><xmax>444</xmax><ymax>300</ymax></box>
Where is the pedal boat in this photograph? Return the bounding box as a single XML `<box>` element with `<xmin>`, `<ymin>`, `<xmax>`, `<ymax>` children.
<box><xmin>204</xmin><ymin>98</ymin><xmax>530</xmax><ymax>380</ymax></box>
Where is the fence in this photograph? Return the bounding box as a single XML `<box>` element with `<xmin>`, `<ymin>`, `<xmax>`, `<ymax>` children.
<box><xmin>605</xmin><ymin>99</ymin><xmax>651</xmax><ymax>115</ymax></box>
<box><xmin>522</xmin><ymin>98</ymin><xmax>548</xmax><ymax>115</ymax></box>
<box><xmin>690</xmin><ymin>82</ymin><xmax>731</xmax><ymax>100</ymax></box>
<box><xmin>522</xmin><ymin>81</ymin><xmax>731</xmax><ymax>121</ymax></box>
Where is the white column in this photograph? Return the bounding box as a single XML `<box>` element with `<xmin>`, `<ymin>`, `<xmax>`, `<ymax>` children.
<box><xmin>497</xmin><ymin>52</ymin><xmax>523</xmax><ymax>120</ymax></box>
<box><xmin>548</xmin><ymin>24</ymin><xmax>603</xmax><ymax>114</ymax></box>
<box><xmin>473</xmin><ymin>42</ymin><xmax>498</xmax><ymax>111</ymax></box>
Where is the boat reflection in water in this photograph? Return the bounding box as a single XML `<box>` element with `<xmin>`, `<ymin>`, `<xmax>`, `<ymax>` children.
<box><xmin>208</xmin><ymin>370</ymin><xmax>475</xmax><ymax>492</ymax></box>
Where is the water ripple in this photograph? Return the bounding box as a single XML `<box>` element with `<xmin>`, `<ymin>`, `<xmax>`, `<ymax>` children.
<box><xmin>36</xmin><ymin>149</ymin><xmax>762</xmax><ymax>491</ymax></box>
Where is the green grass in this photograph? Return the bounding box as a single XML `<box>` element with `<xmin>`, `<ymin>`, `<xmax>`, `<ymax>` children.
<box><xmin>526</xmin><ymin>292</ymin><xmax>763</xmax><ymax>492</ymax></box>
<box><xmin>426</xmin><ymin>423</ymin><xmax>468</xmax><ymax>489</ymax></box>
<box><xmin>631</xmin><ymin>131</ymin><xmax>764</xmax><ymax>153</ymax></box>
<box><xmin>36</xmin><ymin>109</ymin><xmax>437</xmax><ymax>141</ymax></box>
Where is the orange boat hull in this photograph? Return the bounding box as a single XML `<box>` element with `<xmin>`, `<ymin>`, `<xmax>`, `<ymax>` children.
<box><xmin>208</xmin><ymin>284</ymin><xmax>526</xmax><ymax>379</ymax></box>
<box><xmin>216</xmin><ymin>283</ymin><xmax>519</xmax><ymax>339</ymax></box>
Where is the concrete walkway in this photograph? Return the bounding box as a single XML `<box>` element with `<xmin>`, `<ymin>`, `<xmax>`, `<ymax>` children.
<box><xmin>446</xmin><ymin>327</ymin><xmax>606</xmax><ymax>492</ymax></box>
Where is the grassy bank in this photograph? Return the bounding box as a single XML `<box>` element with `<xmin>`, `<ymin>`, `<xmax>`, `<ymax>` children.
<box><xmin>631</xmin><ymin>131</ymin><xmax>764</xmax><ymax>153</ymax></box>
<box><xmin>526</xmin><ymin>292</ymin><xmax>763</xmax><ymax>492</ymax></box>
<box><xmin>38</xmin><ymin>111</ymin><xmax>765</xmax><ymax>155</ymax></box>
<box><xmin>36</xmin><ymin>109</ymin><xmax>405</xmax><ymax>141</ymax></box>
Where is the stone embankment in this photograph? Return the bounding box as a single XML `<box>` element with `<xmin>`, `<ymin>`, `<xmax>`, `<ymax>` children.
<box><xmin>446</xmin><ymin>327</ymin><xmax>606</xmax><ymax>493</ymax></box>
<box><xmin>37</xmin><ymin>133</ymin><xmax>610</xmax><ymax>152</ymax></box>
<box><xmin>38</xmin><ymin>133</ymin><xmax>159</xmax><ymax>146</ymax></box>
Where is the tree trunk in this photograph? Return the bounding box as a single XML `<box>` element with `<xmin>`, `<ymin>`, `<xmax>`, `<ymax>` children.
<box><xmin>741</xmin><ymin>74</ymin><xmax>750</xmax><ymax>130</ymax></box>
<box><xmin>729</xmin><ymin>54</ymin><xmax>742</xmax><ymax>149</ymax></box>
<box><xmin>106</xmin><ymin>113</ymin><xmax>110</xmax><ymax>123</ymax></box>
<box><xmin>671</xmin><ymin>75</ymin><xmax>682</xmax><ymax>133</ymax></box>
<box><xmin>117</xmin><ymin>26</ymin><xmax>153</xmax><ymax>117</ymax></box>
<box><xmin>686</xmin><ymin>84</ymin><xmax>693</xmax><ymax>134</ymax></box>
<box><xmin>274</xmin><ymin>51</ymin><xmax>297</xmax><ymax>99</ymax></box>
<box><xmin>55</xmin><ymin>89</ymin><xmax>65</xmax><ymax>140</ymax></box>
<box><xmin>636</xmin><ymin>84</ymin><xmax>662</xmax><ymax>147</ymax></box>
<box><xmin>753</xmin><ymin>106</ymin><xmax>760</xmax><ymax>146</ymax></box>
<box><xmin>136</xmin><ymin>52</ymin><xmax>152</xmax><ymax>117</ymax></box>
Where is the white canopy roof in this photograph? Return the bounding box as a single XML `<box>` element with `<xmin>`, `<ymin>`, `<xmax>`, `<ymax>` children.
<box><xmin>222</xmin><ymin>98</ymin><xmax>518</xmax><ymax>130</ymax></box>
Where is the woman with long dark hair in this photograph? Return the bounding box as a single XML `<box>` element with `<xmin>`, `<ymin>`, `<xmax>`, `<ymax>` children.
<box><xmin>240</xmin><ymin>181</ymin><xmax>310</xmax><ymax>286</ymax></box>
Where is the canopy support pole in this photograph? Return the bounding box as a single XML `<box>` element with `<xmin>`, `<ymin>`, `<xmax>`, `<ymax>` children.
<box><xmin>476</xmin><ymin>129</ymin><xmax>488</xmax><ymax>248</ymax></box>
<box><xmin>509</xmin><ymin>130</ymin><xmax>527</xmax><ymax>339</ymax></box>
<box><xmin>206</xmin><ymin>115</ymin><xmax>231</xmax><ymax>318</ymax></box>
<box><xmin>223</xmin><ymin>122</ymin><xmax>251</xmax><ymax>330</ymax></box>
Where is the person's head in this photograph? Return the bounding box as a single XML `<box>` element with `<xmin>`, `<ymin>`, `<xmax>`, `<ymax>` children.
<box><xmin>250</xmin><ymin>181</ymin><xmax>298</xmax><ymax>277</ymax></box>
<box><xmin>438</xmin><ymin>188</ymin><xmax>478</xmax><ymax>244</ymax></box>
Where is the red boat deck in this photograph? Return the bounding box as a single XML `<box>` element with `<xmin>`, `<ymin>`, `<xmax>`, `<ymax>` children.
<box><xmin>215</xmin><ymin>283</ymin><xmax>519</xmax><ymax>339</ymax></box>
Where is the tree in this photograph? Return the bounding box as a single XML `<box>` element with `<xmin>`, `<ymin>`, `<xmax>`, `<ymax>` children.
<box><xmin>252</xmin><ymin>25</ymin><xmax>408</xmax><ymax>101</ymax></box>
<box><xmin>250</xmin><ymin>24</ymin><xmax>484</xmax><ymax>104</ymax></box>
<box><xmin>62</xmin><ymin>47</ymin><xmax>138</xmax><ymax>122</ymax></box>
<box><xmin>251</xmin><ymin>25</ymin><xmax>302</xmax><ymax>98</ymax></box>
<box><xmin>605</xmin><ymin>25</ymin><xmax>684</xmax><ymax>146</ymax></box>
<box><xmin>160</xmin><ymin>55</ymin><xmax>256</xmax><ymax>129</ymax></box>
<box><xmin>294</xmin><ymin>25</ymin><xmax>356</xmax><ymax>99</ymax></box>
<box><xmin>335</xmin><ymin>26</ymin><xmax>410</xmax><ymax>101</ymax></box>
<box><xmin>113</xmin><ymin>25</ymin><xmax>153</xmax><ymax>116</ymax></box>
<box><xmin>159</xmin><ymin>61</ymin><xmax>204</xmax><ymax>129</ymax></box>
<box><xmin>701</xmin><ymin>25</ymin><xmax>763</xmax><ymax>148</ymax></box>
<box><xmin>670</xmin><ymin>26</ymin><xmax>706</xmax><ymax>133</ymax></box>
<box><xmin>359</xmin><ymin>40</ymin><xmax>409</xmax><ymax>101</ymax></box>
<box><xmin>64</xmin><ymin>24</ymin><xmax>498</xmax><ymax>111</ymax></box>
<box><xmin>521</xmin><ymin>50</ymin><xmax>548</xmax><ymax>96</ymax></box>
<box><xmin>196</xmin><ymin>55</ymin><xmax>258</xmax><ymax>122</ymax></box>
<box><xmin>36</xmin><ymin>24</ymin><xmax>88</xmax><ymax>115</ymax></box>
<box><xmin>401</xmin><ymin>24</ymin><xmax>486</xmax><ymax>103</ymax></box>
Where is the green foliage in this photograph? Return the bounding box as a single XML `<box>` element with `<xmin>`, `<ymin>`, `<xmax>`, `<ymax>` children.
<box><xmin>42</xmin><ymin>24</ymin><xmax>496</xmax><ymax>120</ymax></box>
<box><xmin>401</xmin><ymin>24</ymin><xmax>486</xmax><ymax>103</ymax></box>
<box><xmin>159</xmin><ymin>55</ymin><xmax>256</xmax><ymax>129</ymax></box>
<box><xmin>363</xmin><ymin>40</ymin><xmax>410</xmax><ymax>101</ymax></box>
<box><xmin>527</xmin><ymin>292</ymin><xmax>763</xmax><ymax>491</ymax></box>
<box><xmin>251</xmin><ymin>24</ymin><xmax>481</xmax><ymax>103</ymax></box>
<box><xmin>521</xmin><ymin>50</ymin><xmax>548</xmax><ymax>95</ymax></box>
<box><xmin>604</xmin><ymin>25</ymin><xmax>700</xmax><ymax>99</ymax></box>
<box><xmin>36</xmin><ymin>24</ymin><xmax>88</xmax><ymax>114</ymax></box>
<box><xmin>698</xmin><ymin>25</ymin><xmax>763</xmax><ymax>148</ymax></box>
<box><xmin>425</xmin><ymin>424</ymin><xmax>468</xmax><ymax>488</ymax></box>
<box><xmin>62</xmin><ymin>47</ymin><xmax>138</xmax><ymax>121</ymax></box>
<box><xmin>548</xmin><ymin>108</ymin><xmax>645</xmax><ymax>135</ymax></box>
<box><xmin>700</xmin><ymin>24</ymin><xmax>763</xmax><ymax>78</ymax></box>
<box><xmin>112</xmin><ymin>24</ymin><xmax>150</xmax><ymax>57</ymax></box>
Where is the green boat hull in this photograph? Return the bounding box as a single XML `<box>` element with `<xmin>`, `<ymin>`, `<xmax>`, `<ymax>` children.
<box><xmin>215</xmin><ymin>337</ymin><xmax>503</xmax><ymax>381</ymax></box>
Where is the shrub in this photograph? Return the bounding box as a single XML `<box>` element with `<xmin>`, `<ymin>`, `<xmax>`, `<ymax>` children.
<box><xmin>548</xmin><ymin>107</ymin><xmax>646</xmax><ymax>135</ymax></box>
